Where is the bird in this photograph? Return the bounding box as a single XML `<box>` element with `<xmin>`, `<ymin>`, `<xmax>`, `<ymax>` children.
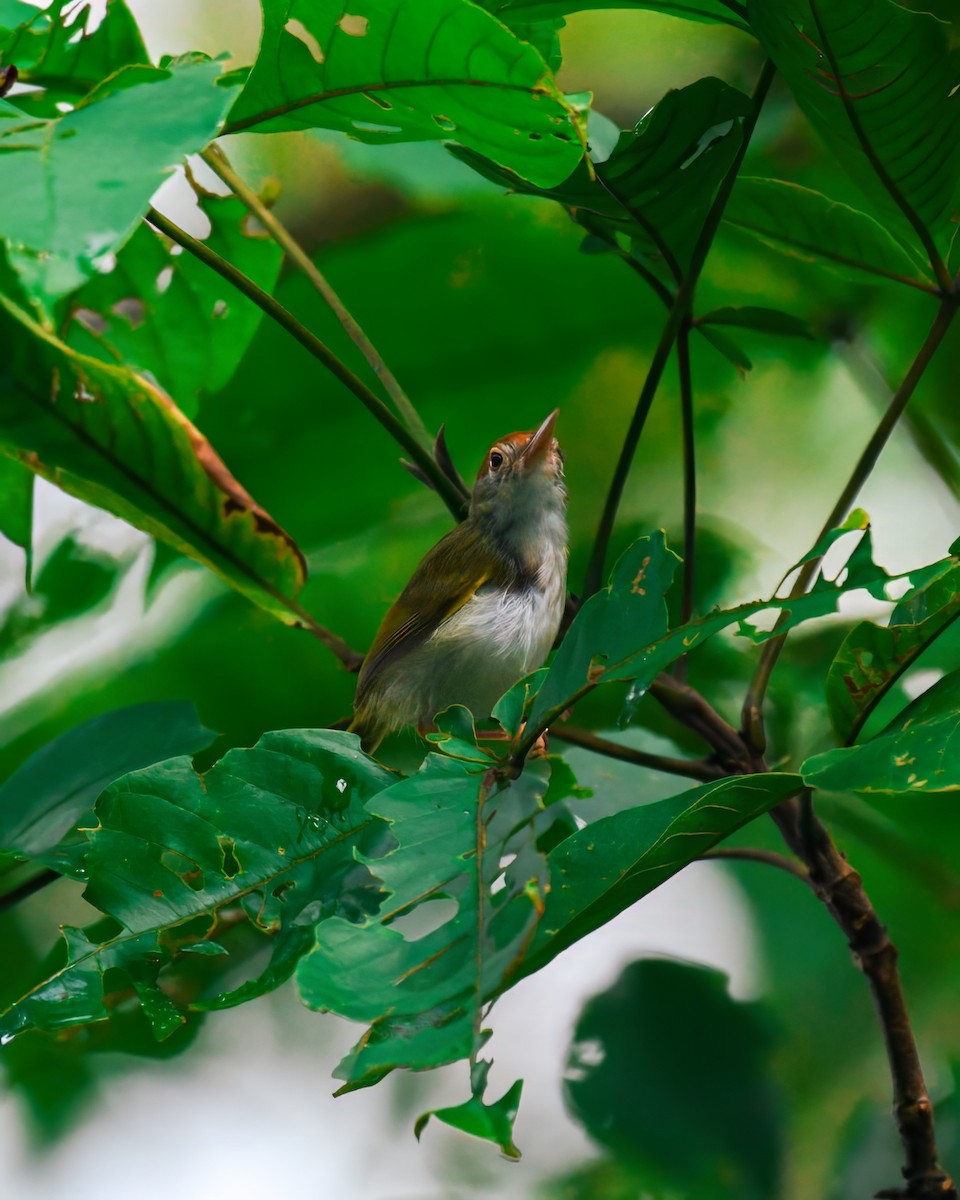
<box><xmin>351</xmin><ymin>409</ymin><xmax>568</xmax><ymax>752</ymax></box>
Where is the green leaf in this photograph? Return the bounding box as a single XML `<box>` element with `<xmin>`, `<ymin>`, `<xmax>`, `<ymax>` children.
<box><xmin>0</xmin><ymin>452</ymin><xmax>32</xmax><ymax>559</ymax></box>
<box><xmin>724</xmin><ymin>178</ymin><xmax>935</xmax><ymax>289</ymax></box>
<box><xmin>564</xmin><ymin>959</ymin><xmax>783</xmax><ymax>1198</ymax></box>
<box><xmin>0</xmin><ymin>294</ymin><xmax>310</xmax><ymax>628</ymax></box>
<box><xmin>0</xmin><ymin>702</ymin><xmax>216</xmax><ymax>867</ymax></box>
<box><xmin>63</xmin><ymin>180</ymin><xmax>283</xmax><ymax>420</ymax></box>
<box><xmin>296</xmin><ymin>754</ymin><xmax>552</xmax><ymax>1091</ymax></box>
<box><xmin>521</xmin><ymin>773</ymin><xmax>801</xmax><ymax>975</ymax></box>
<box><xmin>825</xmin><ymin>558</ymin><xmax>960</xmax><ymax>743</ymax></box>
<box><xmin>483</xmin><ymin>0</ymin><xmax>750</xmax><ymax>34</ymax></box>
<box><xmin>417</xmin><ymin>1066</ymin><xmax>524</xmax><ymax>1158</ymax></box>
<box><xmin>803</xmin><ymin>671</ymin><xmax>960</xmax><ymax>797</ymax></box>
<box><xmin>0</xmin><ymin>0</ymin><xmax>149</xmax><ymax>117</ymax></box>
<box><xmin>0</xmin><ymin>56</ymin><xmax>239</xmax><ymax>300</ymax></box>
<box><xmin>227</xmin><ymin>0</ymin><xmax>588</xmax><ymax>189</ymax></box>
<box><xmin>747</xmin><ymin>0</ymin><xmax>960</xmax><ymax>253</ymax></box>
<box><xmin>0</xmin><ymin>731</ymin><xmax>391</xmax><ymax>1040</ymax></box>
<box><xmin>697</xmin><ymin>322</ymin><xmax>752</xmax><ymax>373</ymax></box>
<box><xmin>452</xmin><ymin>77</ymin><xmax>752</xmax><ymax>276</ymax></box>
<box><xmin>697</xmin><ymin>304</ymin><xmax>813</xmax><ymax>339</ymax></box>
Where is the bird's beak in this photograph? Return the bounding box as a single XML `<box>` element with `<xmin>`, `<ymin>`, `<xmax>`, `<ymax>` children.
<box><xmin>519</xmin><ymin>409</ymin><xmax>559</xmax><ymax>470</ymax></box>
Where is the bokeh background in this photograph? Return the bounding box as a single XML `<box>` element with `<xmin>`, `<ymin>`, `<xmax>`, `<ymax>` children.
<box><xmin>2</xmin><ymin>2</ymin><xmax>960</xmax><ymax>1197</ymax></box>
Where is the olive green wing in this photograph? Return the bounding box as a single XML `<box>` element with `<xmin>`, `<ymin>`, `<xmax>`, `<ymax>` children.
<box><xmin>355</xmin><ymin>524</ymin><xmax>493</xmax><ymax>704</ymax></box>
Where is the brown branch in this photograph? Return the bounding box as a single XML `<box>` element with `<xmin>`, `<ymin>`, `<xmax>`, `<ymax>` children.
<box><xmin>700</xmin><ymin>845</ymin><xmax>808</xmax><ymax>881</ymax></box>
<box><xmin>551</xmin><ymin>723</ymin><xmax>724</xmax><ymax>783</ymax></box>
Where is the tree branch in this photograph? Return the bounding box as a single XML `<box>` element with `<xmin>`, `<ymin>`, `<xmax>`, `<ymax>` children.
<box><xmin>551</xmin><ymin>723</ymin><xmax>724</xmax><ymax>782</ymax></box>
<box><xmin>700</xmin><ymin>845</ymin><xmax>808</xmax><ymax>881</ymax></box>
<box><xmin>144</xmin><ymin>206</ymin><xmax>468</xmax><ymax>521</ymax></box>
<box><xmin>740</xmin><ymin>288</ymin><xmax>960</xmax><ymax>754</ymax></box>
<box><xmin>201</xmin><ymin>144</ymin><xmax>439</xmax><ymax>458</ymax></box>
<box><xmin>0</xmin><ymin>867</ymin><xmax>60</xmax><ymax>915</ymax></box>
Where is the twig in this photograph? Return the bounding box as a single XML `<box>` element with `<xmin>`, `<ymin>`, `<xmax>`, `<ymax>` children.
<box><xmin>551</xmin><ymin>723</ymin><xmax>724</xmax><ymax>782</ymax></box>
<box><xmin>201</xmin><ymin>144</ymin><xmax>434</xmax><ymax>453</ymax></box>
<box><xmin>144</xmin><ymin>207</ymin><xmax>467</xmax><ymax>521</ymax></box>
<box><xmin>0</xmin><ymin>868</ymin><xmax>60</xmax><ymax>915</ymax></box>
<box><xmin>700</xmin><ymin>846</ymin><xmax>808</xmax><ymax>881</ymax></box>
<box><xmin>740</xmin><ymin>289</ymin><xmax>960</xmax><ymax>754</ymax></box>
<box><xmin>583</xmin><ymin>59</ymin><xmax>776</xmax><ymax>599</ymax></box>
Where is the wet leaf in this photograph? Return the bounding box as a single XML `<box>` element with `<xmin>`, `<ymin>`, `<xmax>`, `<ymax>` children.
<box><xmin>228</xmin><ymin>0</ymin><xmax>587</xmax><ymax>188</ymax></box>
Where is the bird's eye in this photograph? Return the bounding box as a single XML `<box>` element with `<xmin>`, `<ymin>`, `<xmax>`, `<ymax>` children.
<box><xmin>489</xmin><ymin>451</ymin><xmax>504</xmax><ymax>470</ymax></box>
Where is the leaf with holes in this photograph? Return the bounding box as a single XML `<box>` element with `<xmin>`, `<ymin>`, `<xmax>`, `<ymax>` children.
<box><xmin>804</xmin><ymin>671</ymin><xmax>960</xmax><ymax>797</ymax></box>
<box><xmin>296</xmin><ymin>753</ymin><xmax>552</xmax><ymax>1092</ymax></box>
<box><xmin>452</xmin><ymin>77</ymin><xmax>752</xmax><ymax>280</ymax></box>
<box><xmin>825</xmin><ymin>557</ymin><xmax>960</xmax><ymax>743</ymax></box>
<box><xmin>724</xmin><ymin>179</ymin><xmax>935</xmax><ymax>291</ymax></box>
<box><xmin>1</xmin><ymin>56</ymin><xmax>239</xmax><ymax>301</ymax></box>
<box><xmin>0</xmin><ymin>702</ymin><xmax>217</xmax><ymax>870</ymax></box>
<box><xmin>0</xmin><ymin>731</ymin><xmax>391</xmax><ymax>1040</ymax></box>
<box><xmin>226</xmin><ymin>0</ymin><xmax>587</xmax><ymax>188</ymax></box>
<box><xmin>482</xmin><ymin>0</ymin><xmax>750</xmax><ymax>33</ymax></box>
<box><xmin>0</xmin><ymin>293</ymin><xmax>310</xmax><ymax>627</ymax></box>
<box><xmin>63</xmin><ymin>181</ymin><xmax>283</xmax><ymax>420</ymax></box>
<box><xmin>748</xmin><ymin>0</ymin><xmax>960</xmax><ymax>257</ymax></box>
<box><xmin>0</xmin><ymin>0</ymin><xmax>149</xmax><ymax>117</ymax></box>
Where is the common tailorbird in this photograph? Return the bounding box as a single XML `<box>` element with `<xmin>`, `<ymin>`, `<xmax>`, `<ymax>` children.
<box><xmin>351</xmin><ymin>410</ymin><xmax>568</xmax><ymax>751</ymax></box>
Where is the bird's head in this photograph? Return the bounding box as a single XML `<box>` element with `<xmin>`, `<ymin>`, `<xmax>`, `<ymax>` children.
<box><xmin>469</xmin><ymin>409</ymin><xmax>566</xmax><ymax>536</ymax></box>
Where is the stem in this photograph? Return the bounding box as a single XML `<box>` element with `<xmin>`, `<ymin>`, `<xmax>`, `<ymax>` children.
<box><xmin>677</xmin><ymin>319</ymin><xmax>696</xmax><ymax>627</ymax></box>
<box><xmin>576</xmin><ymin>212</ymin><xmax>674</xmax><ymax>307</ymax></box>
<box><xmin>741</xmin><ymin>289</ymin><xmax>959</xmax><ymax>753</ymax></box>
<box><xmin>201</xmin><ymin>144</ymin><xmax>433</xmax><ymax>452</ymax></box>
<box><xmin>594</xmin><ymin>170</ymin><xmax>684</xmax><ymax>285</ymax></box>
<box><xmin>144</xmin><ymin>207</ymin><xmax>467</xmax><ymax>521</ymax></box>
<box><xmin>583</xmin><ymin>59</ymin><xmax>776</xmax><ymax>599</ymax></box>
<box><xmin>0</xmin><ymin>868</ymin><xmax>60</xmax><ymax>914</ymax></box>
<box><xmin>551</xmin><ymin>723</ymin><xmax>723</xmax><ymax>783</ymax></box>
<box><xmin>700</xmin><ymin>846</ymin><xmax>808</xmax><ymax>881</ymax></box>
<box><xmin>808</xmin><ymin>0</ymin><xmax>951</xmax><ymax>293</ymax></box>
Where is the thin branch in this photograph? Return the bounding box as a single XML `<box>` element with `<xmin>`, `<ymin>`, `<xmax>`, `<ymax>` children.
<box><xmin>677</xmin><ymin>318</ymin><xmax>696</xmax><ymax>628</ymax></box>
<box><xmin>583</xmin><ymin>59</ymin><xmax>776</xmax><ymax>599</ymax></box>
<box><xmin>0</xmin><ymin>868</ymin><xmax>60</xmax><ymax>915</ymax></box>
<box><xmin>201</xmin><ymin>144</ymin><xmax>435</xmax><ymax>453</ymax></box>
<box><xmin>594</xmin><ymin>170</ymin><xmax>684</xmax><ymax>285</ymax></box>
<box><xmin>144</xmin><ymin>207</ymin><xmax>468</xmax><ymax>521</ymax></box>
<box><xmin>808</xmin><ymin>0</ymin><xmax>951</xmax><ymax>292</ymax></box>
<box><xmin>741</xmin><ymin>288</ymin><xmax>960</xmax><ymax>754</ymax></box>
<box><xmin>700</xmin><ymin>846</ymin><xmax>808</xmax><ymax>881</ymax></box>
<box><xmin>551</xmin><ymin>723</ymin><xmax>724</xmax><ymax>782</ymax></box>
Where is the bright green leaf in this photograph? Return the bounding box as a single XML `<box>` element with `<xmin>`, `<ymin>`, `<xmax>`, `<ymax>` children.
<box><xmin>483</xmin><ymin>0</ymin><xmax>750</xmax><ymax>34</ymax></box>
<box><xmin>0</xmin><ymin>294</ymin><xmax>310</xmax><ymax>628</ymax></box>
<box><xmin>418</xmin><ymin>1075</ymin><xmax>524</xmax><ymax>1159</ymax></box>
<box><xmin>724</xmin><ymin>179</ymin><xmax>935</xmax><ymax>289</ymax></box>
<box><xmin>227</xmin><ymin>0</ymin><xmax>588</xmax><ymax>188</ymax></box>
<box><xmin>1</xmin><ymin>57</ymin><xmax>239</xmax><ymax>300</ymax></box>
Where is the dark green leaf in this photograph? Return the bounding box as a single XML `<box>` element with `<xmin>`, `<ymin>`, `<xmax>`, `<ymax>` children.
<box><xmin>0</xmin><ymin>731</ymin><xmax>391</xmax><ymax>1040</ymax></box>
<box><xmin>0</xmin><ymin>0</ymin><xmax>149</xmax><ymax>117</ymax></box>
<box><xmin>63</xmin><ymin>180</ymin><xmax>283</xmax><ymax>420</ymax></box>
<box><xmin>565</xmin><ymin>959</ymin><xmax>782</xmax><ymax>1198</ymax></box>
<box><xmin>725</xmin><ymin>178</ymin><xmax>935</xmax><ymax>289</ymax></box>
<box><xmin>521</xmin><ymin>772</ymin><xmax>801</xmax><ymax>975</ymax></box>
<box><xmin>748</xmin><ymin>0</ymin><xmax>960</xmax><ymax>252</ymax></box>
<box><xmin>296</xmin><ymin>754</ymin><xmax>552</xmax><ymax>1091</ymax></box>
<box><xmin>1</xmin><ymin>57</ymin><xmax>238</xmax><ymax>300</ymax></box>
<box><xmin>697</xmin><ymin>322</ymin><xmax>752</xmax><ymax>372</ymax></box>
<box><xmin>804</xmin><ymin>670</ymin><xmax>960</xmax><ymax>797</ymax></box>
<box><xmin>0</xmin><ymin>452</ymin><xmax>31</xmax><ymax>557</ymax></box>
<box><xmin>483</xmin><ymin>0</ymin><xmax>750</xmax><ymax>34</ymax></box>
<box><xmin>227</xmin><ymin>0</ymin><xmax>588</xmax><ymax>188</ymax></box>
<box><xmin>697</xmin><ymin>304</ymin><xmax>813</xmax><ymax>339</ymax></box>
<box><xmin>0</xmin><ymin>701</ymin><xmax>216</xmax><ymax>867</ymax></box>
<box><xmin>0</xmin><ymin>294</ymin><xmax>310</xmax><ymax>627</ymax></box>
<box><xmin>825</xmin><ymin>558</ymin><xmax>960</xmax><ymax>743</ymax></box>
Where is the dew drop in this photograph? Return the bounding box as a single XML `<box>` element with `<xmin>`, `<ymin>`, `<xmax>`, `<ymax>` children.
<box><xmin>336</xmin><ymin>778</ymin><xmax>347</xmax><ymax>794</ymax></box>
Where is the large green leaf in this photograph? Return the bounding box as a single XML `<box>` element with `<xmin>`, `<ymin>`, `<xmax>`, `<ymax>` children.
<box><xmin>0</xmin><ymin>453</ymin><xmax>31</xmax><ymax>558</ymax></box>
<box><xmin>0</xmin><ymin>702</ymin><xmax>216</xmax><ymax>868</ymax></box>
<box><xmin>1</xmin><ymin>56</ymin><xmax>238</xmax><ymax>299</ymax></box>
<box><xmin>724</xmin><ymin>179</ymin><xmax>935</xmax><ymax>290</ymax></box>
<box><xmin>62</xmin><ymin>182</ymin><xmax>283</xmax><ymax>420</ymax></box>
<box><xmin>804</xmin><ymin>671</ymin><xmax>960</xmax><ymax>797</ymax></box>
<box><xmin>825</xmin><ymin>557</ymin><xmax>960</xmax><ymax>743</ymax></box>
<box><xmin>226</xmin><ymin>0</ymin><xmax>587</xmax><ymax>188</ymax></box>
<box><xmin>296</xmin><ymin>752</ymin><xmax>552</xmax><ymax>1094</ymax></box>
<box><xmin>748</xmin><ymin>0</ymin><xmax>960</xmax><ymax>254</ymax></box>
<box><xmin>0</xmin><ymin>731</ymin><xmax>391</xmax><ymax>1040</ymax></box>
<box><xmin>0</xmin><ymin>294</ymin><xmax>309</xmax><ymax>627</ymax></box>
<box><xmin>483</xmin><ymin>0</ymin><xmax>750</xmax><ymax>33</ymax></box>
<box><xmin>453</xmin><ymin>77</ymin><xmax>752</xmax><ymax>277</ymax></box>
<box><xmin>565</xmin><ymin>960</ymin><xmax>782</xmax><ymax>1198</ymax></box>
<box><xmin>521</xmin><ymin>773</ymin><xmax>801</xmax><ymax>974</ymax></box>
<box><xmin>0</xmin><ymin>0</ymin><xmax>149</xmax><ymax>116</ymax></box>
